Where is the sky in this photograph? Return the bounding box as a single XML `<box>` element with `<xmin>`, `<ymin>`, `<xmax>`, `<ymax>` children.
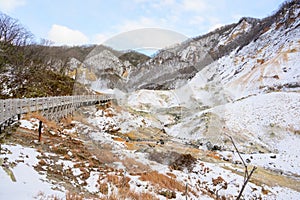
<box><xmin>0</xmin><ymin>0</ymin><xmax>286</xmax><ymax>51</ymax></box>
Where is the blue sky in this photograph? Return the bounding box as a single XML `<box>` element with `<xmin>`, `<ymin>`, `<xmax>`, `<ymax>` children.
<box><xmin>0</xmin><ymin>0</ymin><xmax>286</xmax><ymax>50</ymax></box>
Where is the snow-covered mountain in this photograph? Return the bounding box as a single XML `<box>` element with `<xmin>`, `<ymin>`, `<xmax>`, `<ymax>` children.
<box><xmin>1</xmin><ymin>1</ymin><xmax>300</xmax><ymax>200</ymax></box>
<box><xmin>122</xmin><ymin>0</ymin><xmax>300</xmax><ymax>150</ymax></box>
<box><xmin>126</xmin><ymin>1</ymin><xmax>299</xmax><ymax>92</ymax></box>
<box><xmin>72</xmin><ymin>1</ymin><xmax>299</xmax><ymax>95</ymax></box>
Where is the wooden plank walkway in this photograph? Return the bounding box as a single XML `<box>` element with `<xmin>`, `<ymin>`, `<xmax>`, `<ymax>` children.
<box><xmin>0</xmin><ymin>94</ymin><xmax>114</xmax><ymax>131</ymax></box>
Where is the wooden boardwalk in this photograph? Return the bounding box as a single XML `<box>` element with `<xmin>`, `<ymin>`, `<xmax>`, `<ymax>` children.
<box><xmin>0</xmin><ymin>94</ymin><xmax>114</xmax><ymax>131</ymax></box>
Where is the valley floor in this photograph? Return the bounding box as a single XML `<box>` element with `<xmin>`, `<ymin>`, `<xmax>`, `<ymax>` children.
<box><xmin>0</xmin><ymin>97</ymin><xmax>300</xmax><ymax>199</ymax></box>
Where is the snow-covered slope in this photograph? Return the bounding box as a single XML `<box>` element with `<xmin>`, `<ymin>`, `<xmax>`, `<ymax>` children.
<box><xmin>0</xmin><ymin>144</ymin><xmax>65</xmax><ymax>199</ymax></box>
<box><xmin>197</xmin><ymin>6</ymin><xmax>300</xmax><ymax>100</ymax></box>
<box><xmin>2</xmin><ymin>90</ymin><xmax>300</xmax><ymax>199</ymax></box>
<box><xmin>126</xmin><ymin>1</ymin><xmax>300</xmax><ymax>93</ymax></box>
<box><xmin>114</xmin><ymin>3</ymin><xmax>300</xmax><ymax>198</ymax></box>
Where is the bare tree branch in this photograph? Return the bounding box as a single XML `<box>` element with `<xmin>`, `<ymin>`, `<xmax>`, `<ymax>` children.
<box><xmin>224</xmin><ymin>133</ymin><xmax>257</xmax><ymax>200</ymax></box>
<box><xmin>0</xmin><ymin>12</ymin><xmax>33</xmax><ymax>71</ymax></box>
<box><xmin>236</xmin><ymin>166</ymin><xmax>257</xmax><ymax>200</ymax></box>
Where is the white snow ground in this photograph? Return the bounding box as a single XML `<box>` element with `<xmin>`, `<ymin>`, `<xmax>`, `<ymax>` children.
<box><xmin>0</xmin><ymin>144</ymin><xmax>65</xmax><ymax>200</ymax></box>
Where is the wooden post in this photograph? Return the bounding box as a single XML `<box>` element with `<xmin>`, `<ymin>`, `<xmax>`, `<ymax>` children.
<box><xmin>186</xmin><ymin>183</ymin><xmax>188</xmax><ymax>200</ymax></box>
<box><xmin>38</xmin><ymin>121</ymin><xmax>43</xmax><ymax>142</ymax></box>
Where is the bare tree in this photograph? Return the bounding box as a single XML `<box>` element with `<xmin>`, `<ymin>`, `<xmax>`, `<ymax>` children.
<box><xmin>0</xmin><ymin>12</ymin><xmax>33</xmax><ymax>71</ymax></box>
<box><xmin>0</xmin><ymin>12</ymin><xmax>33</xmax><ymax>46</ymax></box>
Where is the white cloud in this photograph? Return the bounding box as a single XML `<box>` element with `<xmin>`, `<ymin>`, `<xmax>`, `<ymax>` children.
<box><xmin>121</xmin><ymin>0</ymin><xmax>213</xmax><ymax>37</ymax></box>
<box><xmin>207</xmin><ymin>17</ymin><xmax>224</xmax><ymax>32</ymax></box>
<box><xmin>47</xmin><ymin>24</ymin><xmax>89</xmax><ymax>46</ymax></box>
<box><xmin>116</xmin><ymin>17</ymin><xmax>161</xmax><ymax>32</ymax></box>
<box><xmin>0</xmin><ymin>0</ymin><xmax>26</xmax><ymax>12</ymax></box>
<box><xmin>208</xmin><ymin>23</ymin><xmax>224</xmax><ymax>32</ymax></box>
<box><xmin>93</xmin><ymin>33</ymin><xmax>110</xmax><ymax>44</ymax></box>
<box><xmin>152</xmin><ymin>0</ymin><xmax>176</xmax><ymax>8</ymax></box>
<box><xmin>114</xmin><ymin>15</ymin><xmax>181</xmax><ymax>33</ymax></box>
<box><xmin>94</xmin><ymin>14</ymin><xmax>188</xmax><ymax>48</ymax></box>
<box><xmin>103</xmin><ymin>28</ymin><xmax>188</xmax><ymax>51</ymax></box>
<box><xmin>133</xmin><ymin>0</ymin><xmax>149</xmax><ymax>3</ymax></box>
<box><xmin>93</xmin><ymin>14</ymin><xmax>182</xmax><ymax>46</ymax></box>
<box><xmin>159</xmin><ymin>0</ymin><xmax>175</xmax><ymax>5</ymax></box>
<box><xmin>182</xmin><ymin>0</ymin><xmax>208</xmax><ymax>12</ymax></box>
<box><xmin>189</xmin><ymin>16</ymin><xmax>205</xmax><ymax>25</ymax></box>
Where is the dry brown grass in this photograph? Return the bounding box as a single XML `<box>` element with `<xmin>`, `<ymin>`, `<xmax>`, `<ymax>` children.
<box><xmin>97</xmin><ymin>189</ymin><xmax>158</xmax><ymax>200</ymax></box>
<box><xmin>124</xmin><ymin>131</ymin><xmax>139</xmax><ymax>140</ymax></box>
<box><xmin>103</xmin><ymin>107</ymin><xmax>116</xmax><ymax>118</ymax></box>
<box><xmin>106</xmin><ymin>174</ymin><xmax>131</xmax><ymax>188</ymax></box>
<box><xmin>257</xmin><ymin>59</ymin><xmax>265</xmax><ymax>64</ymax></box>
<box><xmin>113</xmin><ymin>137</ymin><xmax>125</xmax><ymax>142</ymax></box>
<box><xmin>124</xmin><ymin>140</ymin><xmax>158</xmax><ymax>151</ymax></box>
<box><xmin>35</xmin><ymin>191</ymin><xmax>62</xmax><ymax>200</ymax></box>
<box><xmin>169</xmin><ymin>154</ymin><xmax>197</xmax><ymax>172</ymax></box>
<box><xmin>60</xmin><ymin>116</ymin><xmax>74</xmax><ymax>127</ymax></box>
<box><xmin>166</xmin><ymin>172</ymin><xmax>177</xmax><ymax>179</ymax></box>
<box><xmin>124</xmin><ymin>190</ymin><xmax>159</xmax><ymax>200</ymax></box>
<box><xmin>37</xmin><ymin>189</ymin><xmax>159</xmax><ymax>200</ymax></box>
<box><xmin>98</xmin><ymin>173</ymin><xmax>159</xmax><ymax>199</ymax></box>
<box><xmin>288</xmin><ymin>48</ymin><xmax>297</xmax><ymax>53</ymax></box>
<box><xmin>99</xmin><ymin>182</ymin><xmax>109</xmax><ymax>195</ymax></box>
<box><xmin>139</xmin><ymin>171</ymin><xmax>185</xmax><ymax>192</ymax></box>
<box><xmin>23</xmin><ymin>111</ymin><xmax>59</xmax><ymax>131</ymax></box>
<box><xmin>109</xmin><ymin>102</ymin><xmax>123</xmax><ymax>113</ymax></box>
<box><xmin>13</xmin><ymin>128</ymin><xmax>38</xmax><ymax>144</ymax></box>
<box><xmin>98</xmin><ymin>149</ymin><xmax>118</xmax><ymax>164</ymax></box>
<box><xmin>72</xmin><ymin>113</ymin><xmax>90</xmax><ymax>126</ymax></box>
<box><xmin>275</xmin><ymin>22</ymin><xmax>283</xmax><ymax>30</ymax></box>
<box><xmin>66</xmin><ymin>191</ymin><xmax>84</xmax><ymax>200</ymax></box>
<box><xmin>122</xmin><ymin>157</ymin><xmax>151</xmax><ymax>174</ymax></box>
<box><xmin>98</xmin><ymin>195</ymin><xmax>118</xmax><ymax>200</ymax></box>
<box><xmin>89</xmin><ymin>143</ymin><xmax>119</xmax><ymax>164</ymax></box>
<box><xmin>96</xmin><ymin>101</ymin><xmax>111</xmax><ymax>110</ymax></box>
<box><xmin>125</xmin><ymin>141</ymin><xmax>136</xmax><ymax>150</ymax></box>
<box><xmin>212</xmin><ymin>176</ymin><xmax>227</xmax><ymax>189</ymax></box>
<box><xmin>262</xmin><ymin>26</ymin><xmax>270</xmax><ymax>33</ymax></box>
<box><xmin>206</xmin><ymin>151</ymin><xmax>221</xmax><ymax>160</ymax></box>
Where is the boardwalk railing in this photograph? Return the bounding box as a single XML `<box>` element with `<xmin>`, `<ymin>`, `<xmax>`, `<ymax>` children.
<box><xmin>0</xmin><ymin>94</ymin><xmax>114</xmax><ymax>129</ymax></box>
